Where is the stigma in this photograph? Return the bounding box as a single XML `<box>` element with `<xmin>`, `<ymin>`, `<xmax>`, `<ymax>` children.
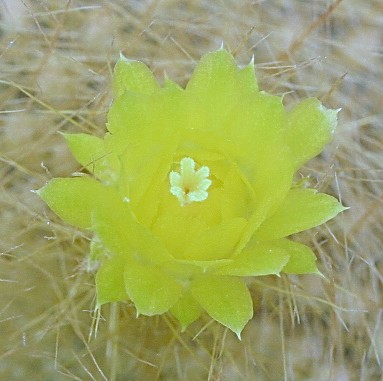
<box><xmin>169</xmin><ymin>157</ymin><xmax>212</xmax><ymax>207</ymax></box>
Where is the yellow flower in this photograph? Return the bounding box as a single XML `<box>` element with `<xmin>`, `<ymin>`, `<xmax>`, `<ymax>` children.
<box><xmin>38</xmin><ymin>49</ymin><xmax>345</xmax><ymax>338</ymax></box>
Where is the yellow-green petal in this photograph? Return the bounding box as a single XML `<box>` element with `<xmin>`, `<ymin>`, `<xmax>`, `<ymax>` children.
<box><xmin>287</xmin><ymin>98</ymin><xmax>339</xmax><ymax>169</ymax></box>
<box><xmin>213</xmin><ymin>241</ymin><xmax>290</xmax><ymax>276</ymax></box>
<box><xmin>163</xmin><ymin>76</ymin><xmax>183</xmax><ymax>91</ymax></box>
<box><xmin>151</xmin><ymin>214</ymin><xmax>209</xmax><ymax>260</ymax></box>
<box><xmin>232</xmin><ymin>153</ymin><xmax>294</xmax><ymax>257</ymax></box>
<box><xmin>186</xmin><ymin>49</ymin><xmax>239</xmax><ymax>102</ymax></box>
<box><xmin>255</xmin><ymin>188</ymin><xmax>346</xmax><ymax>240</ymax></box>
<box><xmin>37</xmin><ymin>177</ymin><xmax>109</xmax><ymax>229</ymax></box>
<box><xmin>237</xmin><ymin>61</ymin><xmax>258</xmax><ymax>95</ymax></box>
<box><xmin>62</xmin><ymin>132</ymin><xmax>104</xmax><ymax>168</ymax></box>
<box><xmin>174</xmin><ymin>258</ymin><xmax>233</xmax><ymax>273</ymax></box>
<box><xmin>185</xmin><ymin>49</ymin><xmax>258</xmax><ymax>100</ymax></box>
<box><xmin>96</xmin><ymin>255</ymin><xmax>128</xmax><ymax>306</ymax></box>
<box><xmin>62</xmin><ymin>133</ymin><xmax>119</xmax><ymax>183</ymax></box>
<box><xmin>91</xmin><ymin>194</ymin><xmax>173</xmax><ymax>264</ymax></box>
<box><xmin>170</xmin><ymin>292</ymin><xmax>202</xmax><ymax>331</ymax></box>
<box><xmin>221</xmin><ymin>165</ymin><xmax>253</xmax><ymax>220</ymax></box>
<box><xmin>124</xmin><ymin>261</ymin><xmax>182</xmax><ymax>316</ymax></box>
<box><xmin>276</xmin><ymin>239</ymin><xmax>319</xmax><ymax>274</ymax></box>
<box><xmin>113</xmin><ymin>54</ymin><xmax>159</xmax><ymax>97</ymax></box>
<box><xmin>190</xmin><ymin>275</ymin><xmax>253</xmax><ymax>338</ymax></box>
<box><xmin>183</xmin><ymin>217</ymin><xmax>247</xmax><ymax>261</ymax></box>
<box><xmin>203</xmin><ymin>93</ymin><xmax>294</xmax><ymax>254</ymax></box>
<box><xmin>107</xmin><ymin>89</ymin><xmax>182</xmax><ymax>225</ymax></box>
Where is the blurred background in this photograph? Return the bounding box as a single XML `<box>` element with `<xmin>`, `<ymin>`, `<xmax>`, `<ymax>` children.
<box><xmin>0</xmin><ymin>0</ymin><xmax>382</xmax><ymax>380</ymax></box>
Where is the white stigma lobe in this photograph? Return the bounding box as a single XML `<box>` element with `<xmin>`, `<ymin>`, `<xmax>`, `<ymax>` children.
<box><xmin>169</xmin><ymin>157</ymin><xmax>212</xmax><ymax>207</ymax></box>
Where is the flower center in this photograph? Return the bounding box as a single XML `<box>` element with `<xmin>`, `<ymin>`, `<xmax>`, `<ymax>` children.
<box><xmin>169</xmin><ymin>157</ymin><xmax>212</xmax><ymax>207</ymax></box>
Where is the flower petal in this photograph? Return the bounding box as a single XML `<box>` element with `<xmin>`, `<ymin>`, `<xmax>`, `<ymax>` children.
<box><xmin>221</xmin><ymin>165</ymin><xmax>253</xmax><ymax>220</ymax></box>
<box><xmin>62</xmin><ymin>132</ymin><xmax>103</xmax><ymax>167</ymax></box>
<box><xmin>172</xmin><ymin>258</ymin><xmax>233</xmax><ymax>273</ymax></box>
<box><xmin>190</xmin><ymin>275</ymin><xmax>253</xmax><ymax>338</ymax></box>
<box><xmin>91</xmin><ymin>193</ymin><xmax>173</xmax><ymax>264</ymax></box>
<box><xmin>213</xmin><ymin>241</ymin><xmax>290</xmax><ymax>276</ymax></box>
<box><xmin>62</xmin><ymin>133</ymin><xmax>119</xmax><ymax>183</ymax></box>
<box><xmin>276</xmin><ymin>239</ymin><xmax>319</xmax><ymax>274</ymax></box>
<box><xmin>227</xmin><ymin>94</ymin><xmax>293</xmax><ymax>207</ymax></box>
<box><xmin>183</xmin><ymin>217</ymin><xmax>247</xmax><ymax>261</ymax></box>
<box><xmin>186</xmin><ymin>49</ymin><xmax>240</xmax><ymax>106</ymax></box>
<box><xmin>163</xmin><ymin>77</ymin><xmax>183</xmax><ymax>91</ymax></box>
<box><xmin>37</xmin><ymin>177</ymin><xmax>110</xmax><ymax>229</ymax></box>
<box><xmin>96</xmin><ymin>255</ymin><xmax>128</xmax><ymax>306</ymax></box>
<box><xmin>232</xmin><ymin>153</ymin><xmax>294</xmax><ymax>257</ymax></box>
<box><xmin>151</xmin><ymin>213</ymin><xmax>209</xmax><ymax>260</ymax></box>
<box><xmin>107</xmin><ymin>88</ymin><xmax>183</xmax><ymax>226</ymax></box>
<box><xmin>237</xmin><ymin>61</ymin><xmax>258</xmax><ymax>95</ymax></box>
<box><xmin>113</xmin><ymin>54</ymin><xmax>159</xmax><ymax>97</ymax></box>
<box><xmin>203</xmin><ymin>90</ymin><xmax>294</xmax><ymax>255</ymax></box>
<box><xmin>287</xmin><ymin>98</ymin><xmax>339</xmax><ymax>169</ymax></box>
<box><xmin>255</xmin><ymin>188</ymin><xmax>346</xmax><ymax>240</ymax></box>
<box><xmin>124</xmin><ymin>260</ymin><xmax>182</xmax><ymax>316</ymax></box>
<box><xmin>170</xmin><ymin>292</ymin><xmax>202</xmax><ymax>331</ymax></box>
<box><xmin>107</xmin><ymin>82</ymin><xmax>182</xmax><ymax>139</ymax></box>
<box><xmin>186</xmin><ymin>49</ymin><xmax>258</xmax><ymax>102</ymax></box>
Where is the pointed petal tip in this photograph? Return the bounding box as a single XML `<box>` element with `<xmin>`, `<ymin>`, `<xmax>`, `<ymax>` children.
<box><xmin>235</xmin><ymin>331</ymin><xmax>242</xmax><ymax>340</ymax></box>
<box><xmin>179</xmin><ymin>323</ymin><xmax>189</xmax><ymax>333</ymax></box>
<box><xmin>118</xmin><ymin>52</ymin><xmax>136</xmax><ymax>63</ymax></box>
<box><xmin>35</xmin><ymin>182</ymin><xmax>49</xmax><ymax>197</ymax></box>
<box><xmin>316</xmin><ymin>270</ymin><xmax>325</xmax><ymax>278</ymax></box>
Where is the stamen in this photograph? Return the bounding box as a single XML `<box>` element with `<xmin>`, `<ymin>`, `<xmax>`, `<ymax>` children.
<box><xmin>169</xmin><ymin>157</ymin><xmax>212</xmax><ymax>206</ymax></box>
